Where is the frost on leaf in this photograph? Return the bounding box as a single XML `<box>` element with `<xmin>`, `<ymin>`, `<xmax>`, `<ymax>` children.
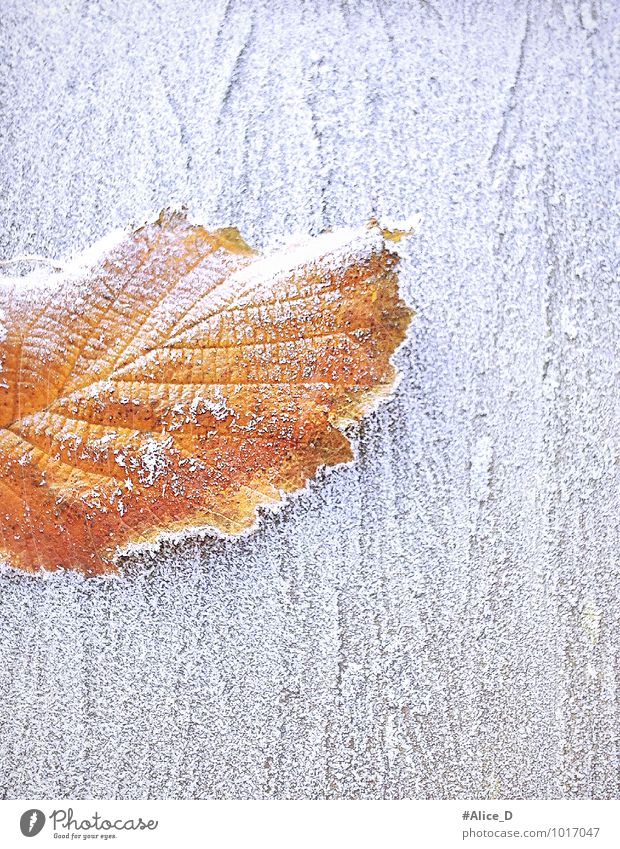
<box><xmin>0</xmin><ymin>210</ymin><xmax>413</xmax><ymax>575</ymax></box>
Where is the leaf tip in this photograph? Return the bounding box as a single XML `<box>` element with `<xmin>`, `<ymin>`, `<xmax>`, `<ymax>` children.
<box><xmin>368</xmin><ymin>213</ymin><xmax>423</xmax><ymax>243</ymax></box>
<box><xmin>214</xmin><ymin>226</ymin><xmax>257</xmax><ymax>257</ymax></box>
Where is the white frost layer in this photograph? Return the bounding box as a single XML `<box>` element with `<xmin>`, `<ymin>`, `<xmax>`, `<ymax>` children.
<box><xmin>0</xmin><ymin>227</ymin><xmax>128</xmax><ymax>295</ymax></box>
<box><xmin>210</xmin><ymin>224</ymin><xmax>386</xmax><ymax>311</ymax></box>
<box><xmin>0</xmin><ymin>0</ymin><xmax>617</xmax><ymax>804</ymax></box>
<box><xmin>0</xmin><ymin>214</ymin><xmax>405</xmax><ymax>297</ymax></box>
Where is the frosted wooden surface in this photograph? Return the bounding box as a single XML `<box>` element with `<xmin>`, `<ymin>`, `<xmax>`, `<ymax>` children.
<box><xmin>0</xmin><ymin>0</ymin><xmax>618</xmax><ymax>799</ymax></box>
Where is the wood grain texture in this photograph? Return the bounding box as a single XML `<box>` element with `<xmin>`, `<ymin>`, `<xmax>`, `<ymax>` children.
<box><xmin>0</xmin><ymin>0</ymin><xmax>618</xmax><ymax>798</ymax></box>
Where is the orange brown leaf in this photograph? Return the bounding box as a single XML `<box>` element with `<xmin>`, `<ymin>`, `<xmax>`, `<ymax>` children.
<box><xmin>0</xmin><ymin>210</ymin><xmax>413</xmax><ymax>575</ymax></box>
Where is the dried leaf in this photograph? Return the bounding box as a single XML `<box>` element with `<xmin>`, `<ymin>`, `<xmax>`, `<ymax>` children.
<box><xmin>0</xmin><ymin>210</ymin><xmax>413</xmax><ymax>575</ymax></box>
